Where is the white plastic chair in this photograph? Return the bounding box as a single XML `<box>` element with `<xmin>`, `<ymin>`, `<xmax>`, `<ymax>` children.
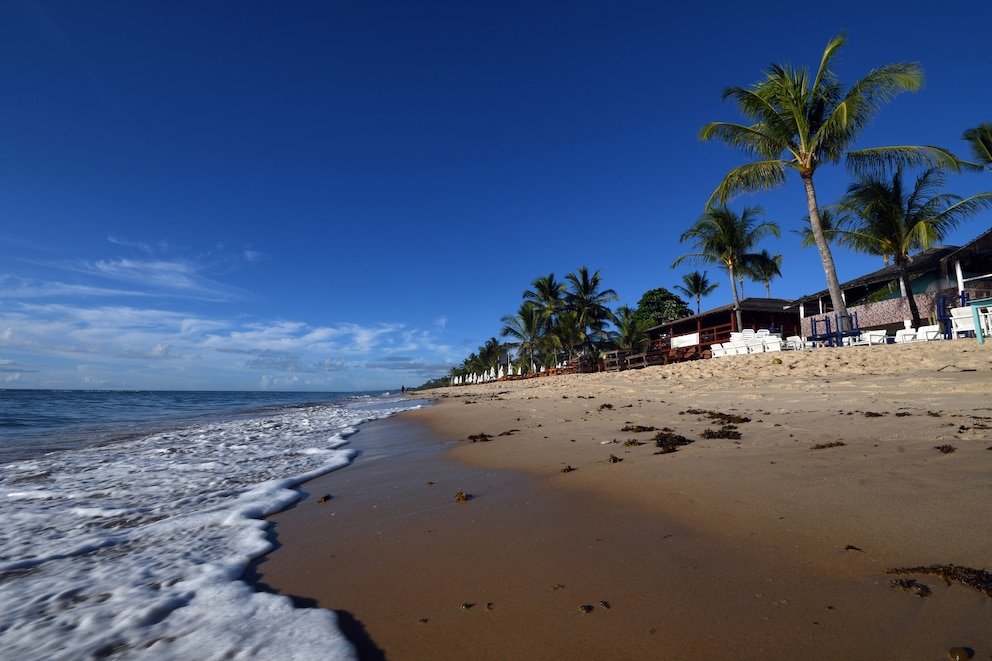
<box><xmin>894</xmin><ymin>328</ymin><xmax>917</xmax><ymax>343</ymax></box>
<box><xmin>950</xmin><ymin>307</ymin><xmax>976</xmax><ymax>338</ymax></box>
<box><xmin>917</xmin><ymin>325</ymin><xmax>942</xmax><ymax>341</ymax></box>
<box><xmin>729</xmin><ymin>339</ymin><xmax>750</xmax><ymax>355</ymax></box>
<box><xmin>851</xmin><ymin>330</ymin><xmax>887</xmax><ymax>345</ymax></box>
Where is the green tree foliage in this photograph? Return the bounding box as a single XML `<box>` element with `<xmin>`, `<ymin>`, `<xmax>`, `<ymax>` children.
<box><xmin>565</xmin><ymin>266</ymin><xmax>619</xmax><ymax>355</ymax></box>
<box><xmin>741</xmin><ymin>250</ymin><xmax>783</xmax><ymax>298</ymax></box>
<box><xmin>612</xmin><ymin>305</ymin><xmax>650</xmax><ymax>351</ymax></box>
<box><xmin>672</xmin><ymin>205</ymin><xmax>779</xmax><ymax>328</ymax></box>
<box><xmin>674</xmin><ymin>271</ymin><xmax>719</xmax><ymax>314</ymax></box>
<box><xmin>962</xmin><ymin>122</ymin><xmax>992</xmax><ymax>172</ymax></box>
<box><xmin>631</xmin><ymin>288</ymin><xmax>692</xmax><ymax>329</ymax></box>
<box><xmin>833</xmin><ymin>166</ymin><xmax>992</xmax><ymax>326</ymax></box>
<box><xmin>447</xmin><ymin>266</ymin><xmax>624</xmax><ymax>382</ymax></box>
<box><xmin>499</xmin><ymin>302</ymin><xmax>545</xmax><ymax>374</ymax></box>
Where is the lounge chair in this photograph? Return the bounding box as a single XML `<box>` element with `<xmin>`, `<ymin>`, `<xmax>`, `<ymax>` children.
<box><xmin>894</xmin><ymin>328</ymin><xmax>917</xmax><ymax>343</ymax></box>
<box><xmin>728</xmin><ymin>339</ymin><xmax>750</xmax><ymax>355</ymax></box>
<box><xmin>916</xmin><ymin>324</ymin><xmax>943</xmax><ymax>341</ymax></box>
<box><xmin>850</xmin><ymin>330</ymin><xmax>888</xmax><ymax>345</ymax></box>
<box><xmin>785</xmin><ymin>335</ymin><xmax>808</xmax><ymax>350</ymax></box>
<box><xmin>763</xmin><ymin>336</ymin><xmax>783</xmax><ymax>351</ymax></box>
<box><xmin>949</xmin><ymin>307</ymin><xmax>976</xmax><ymax>338</ymax></box>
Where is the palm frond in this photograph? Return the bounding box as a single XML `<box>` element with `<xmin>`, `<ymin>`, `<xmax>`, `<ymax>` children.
<box><xmin>846</xmin><ymin>145</ymin><xmax>963</xmax><ymax>178</ymax></box>
<box><xmin>706</xmin><ymin>160</ymin><xmax>789</xmax><ymax>207</ymax></box>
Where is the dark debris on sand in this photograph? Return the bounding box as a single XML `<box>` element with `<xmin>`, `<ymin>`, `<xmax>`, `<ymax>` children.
<box><xmin>652</xmin><ymin>429</ymin><xmax>694</xmax><ymax>454</ymax></box>
<box><xmin>887</xmin><ymin>565</ymin><xmax>992</xmax><ymax>598</ymax></box>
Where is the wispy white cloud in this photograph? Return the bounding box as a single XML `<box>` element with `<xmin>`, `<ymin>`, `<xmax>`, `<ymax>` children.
<box><xmin>84</xmin><ymin>257</ymin><xmax>245</xmax><ymax>301</ymax></box>
<box><xmin>0</xmin><ymin>276</ymin><xmax>150</xmax><ymax>299</ymax></box>
<box><xmin>0</xmin><ymin>301</ymin><xmax>453</xmax><ymax>389</ymax></box>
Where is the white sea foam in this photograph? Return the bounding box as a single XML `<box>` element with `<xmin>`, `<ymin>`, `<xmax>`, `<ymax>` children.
<box><xmin>0</xmin><ymin>395</ymin><xmax>424</xmax><ymax>660</ymax></box>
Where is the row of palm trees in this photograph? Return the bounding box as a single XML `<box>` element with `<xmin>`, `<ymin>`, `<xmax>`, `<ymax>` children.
<box><xmin>450</xmin><ymin>267</ymin><xmax>733</xmax><ymax>381</ymax></box>
<box><xmin>500</xmin><ymin>267</ymin><xmax>619</xmax><ymax>374</ymax></box>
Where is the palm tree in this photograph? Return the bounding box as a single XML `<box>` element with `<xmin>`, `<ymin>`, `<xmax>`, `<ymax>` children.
<box><xmin>547</xmin><ymin>309</ymin><xmax>585</xmax><ymax>362</ymax></box>
<box><xmin>612</xmin><ymin>305</ymin><xmax>649</xmax><ymax>351</ymax></box>
<box><xmin>674</xmin><ymin>271</ymin><xmax>719</xmax><ymax>314</ymax></box>
<box><xmin>499</xmin><ymin>303</ymin><xmax>545</xmax><ymax>374</ymax></box>
<box><xmin>700</xmin><ymin>33</ymin><xmax>960</xmax><ymax>325</ymax></box>
<box><xmin>467</xmin><ymin>337</ymin><xmax>503</xmax><ymax>375</ymax></box>
<box><xmin>564</xmin><ymin>266</ymin><xmax>619</xmax><ymax>355</ymax></box>
<box><xmin>833</xmin><ymin>166</ymin><xmax>992</xmax><ymax>327</ymax></box>
<box><xmin>962</xmin><ymin>122</ymin><xmax>992</xmax><ymax>172</ymax></box>
<box><xmin>672</xmin><ymin>205</ymin><xmax>780</xmax><ymax>329</ymax></box>
<box><xmin>743</xmin><ymin>250</ymin><xmax>783</xmax><ymax>298</ymax></box>
<box><xmin>523</xmin><ymin>273</ymin><xmax>567</xmax><ymax>333</ymax></box>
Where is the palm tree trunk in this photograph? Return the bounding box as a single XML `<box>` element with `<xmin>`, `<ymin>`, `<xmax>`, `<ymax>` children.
<box><xmin>729</xmin><ymin>266</ymin><xmax>742</xmax><ymax>330</ymax></box>
<box><xmin>900</xmin><ymin>268</ymin><xmax>923</xmax><ymax>328</ymax></box>
<box><xmin>803</xmin><ymin>176</ymin><xmax>850</xmax><ymax>326</ymax></box>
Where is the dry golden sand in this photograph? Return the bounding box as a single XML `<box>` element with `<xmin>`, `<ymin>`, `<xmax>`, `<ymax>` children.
<box><xmin>255</xmin><ymin>340</ymin><xmax>992</xmax><ymax>661</ymax></box>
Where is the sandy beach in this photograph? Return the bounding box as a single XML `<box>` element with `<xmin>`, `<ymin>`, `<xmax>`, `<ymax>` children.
<box><xmin>254</xmin><ymin>340</ymin><xmax>992</xmax><ymax>660</ymax></box>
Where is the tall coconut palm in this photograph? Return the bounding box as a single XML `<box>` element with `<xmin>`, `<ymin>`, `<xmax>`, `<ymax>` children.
<box><xmin>674</xmin><ymin>270</ymin><xmax>719</xmax><ymax>314</ymax></box>
<box><xmin>612</xmin><ymin>305</ymin><xmax>649</xmax><ymax>351</ymax></box>
<box><xmin>499</xmin><ymin>302</ymin><xmax>545</xmax><ymax>374</ymax></box>
<box><xmin>564</xmin><ymin>266</ymin><xmax>619</xmax><ymax>355</ymax></box>
<box><xmin>962</xmin><ymin>122</ymin><xmax>992</xmax><ymax>172</ymax></box>
<box><xmin>547</xmin><ymin>309</ymin><xmax>585</xmax><ymax>362</ymax></box>
<box><xmin>700</xmin><ymin>33</ymin><xmax>960</xmax><ymax>325</ymax></box>
<box><xmin>833</xmin><ymin>166</ymin><xmax>992</xmax><ymax>327</ymax></box>
<box><xmin>672</xmin><ymin>205</ymin><xmax>780</xmax><ymax>329</ymax></box>
<box><xmin>523</xmin><ymin>273</ymin><xmax>567</xmax><ymax>333</ymax></box>
<box><xmin>471</xmin><ymin>337</ymin><xmax>504</xmax><ymax>374</ymax></box>
<box><xmin>743</xmin><ymin>250</ymin><xmax>783</xmax><ymax>298</ymax></box>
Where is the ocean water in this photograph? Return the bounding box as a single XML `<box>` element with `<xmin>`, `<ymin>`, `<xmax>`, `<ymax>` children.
<box><xmin>0</xmin><ymin>390</ymin><xmax>428</xmax><ymax>660</ymax></box>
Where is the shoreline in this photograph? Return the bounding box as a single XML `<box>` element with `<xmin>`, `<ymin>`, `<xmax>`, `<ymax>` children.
<box><xmin>255</xmin><ymin>341</ymin><xmax>992</xmax><ymax>660</ymax></box>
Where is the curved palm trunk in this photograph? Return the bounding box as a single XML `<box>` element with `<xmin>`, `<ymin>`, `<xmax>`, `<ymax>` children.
<box><xmin>898</xmin><ymin>266</ymin><xmax>923</xmax><ymax>328</ymax></box>
<box><xmin>728</xmin><ymin>265</ymin><xmax>742</xmax><ymax>330</ymax></box>
<box><xmin>803</xmin><ymin>176</ymin><xmax>850</xmax><ymax>326</ymax></box>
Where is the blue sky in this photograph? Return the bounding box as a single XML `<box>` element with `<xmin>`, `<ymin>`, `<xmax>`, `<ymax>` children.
<box><xmin>1</xmin><ymin>1</ymin><xmax>990</xmax><ymax>391</ymax></box>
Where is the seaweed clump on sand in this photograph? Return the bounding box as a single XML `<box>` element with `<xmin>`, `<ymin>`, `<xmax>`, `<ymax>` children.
<box><xmin>888</xmin><ymin>577</ymin><xmax>932</xmax><ymax>598</ymax></box>
<box><xmin>934</xmin><ymin>444</ymin><xmax>956</xmax><ymax>454</ymax></box>
<box><xmin>682</xmin><ymin>408</ymin><xmax>752</xmax><ymax>425</ymax></box>
<box><xmin>621</xmin><ymin>424</ymin><xmax>657</xmax><ymax>433</ymax></box>
<box><xmin>680</xmin><ymin>409</ymin><xmax>750</xmax><ymax>441</ymax></box>
<box><xmin>811</xmin><ymin>441</ymin><xmax>847</xmax><ymax>450</ymax></box>
<box><xmin>886</xmin><ymin>565</ymin><xmax>992</xmax><ymax>598</ymax></box>
<box><xmin>700</xmin><ymin>426</ymin><xmax>742</xmax><ymax>440</ymax></box>
<box><xmin>467</xmin><ymin>433</ymin><xmax>491</xmax><ymax>443</ymax></box>
<box><xmin>652</xmin><ymin>429</ymin><xmax>694</xmax><ymax>454</ymax></box>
